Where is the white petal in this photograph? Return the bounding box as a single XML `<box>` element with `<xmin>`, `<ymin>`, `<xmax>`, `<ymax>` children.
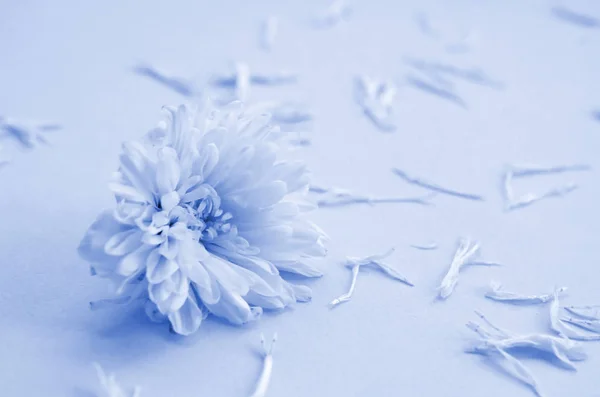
<box><xmin>243</xmin><ymin>225</ymin><xmax>293</xmax><ymax>245</ymax></box>
<box><xmin>152</xmin><ymin>211</ymin><xmax>170</xmax><ymax>227</ymax></box>
<box><xmin>203</xmin><ymin>287</ymin><xmax>255</xmax><ymax>325</ymax></box>
<box><xmin>202</xmin><ymin>254</ymin><xmax>252</xmax><ymax>296</ymax></box>
<box><xmin>119</xmin><ymin>141</ymin><xmax>156</xmax><ymax>202</ymax></box>
<box><xmin>245</xmin><ymin>293</ymin><xmax>286</xmax><ymax>309</ymax></box>
<box><xmin>146</xmin><ymin>250</ymin><xmax>179</xmax><ymax>284</ymax></box>
<box><xmin>155</xmin><ymin>147</ymin><xmax>180</xmax><ymax>195</ymax></box>
<box><xmin>210</xmin><ymin>249</ymin><xmax>278</xmax><ymax>276</ymax></box>
<box><xmin>114</xmin><ymin>201</ymin><xmax>150</xmax><ymax>226</ymax></box>
<box><xmin>158</xmin><ymin>237</ymin><xmax>180</xmax><ymax>260</ymax></box>
<box><xmin>109</xmin><ymin>182</ymin><xmax>148</xmax><ymax>203</ymax></box>
<box><xmin>177</xmin><ymin>175</ymin><xmax>202</xmax><ymax>197</ymax></box>
<box><xmin>231</xmin><ymin>180</ymin><xmax>287</xmax><ymax>208</ymax></box>
<box><xmin>269</xmin><ymin>201</ymin><xmax>300</xmax><ymax>219</ymax></box>
<box><xmin>142</xmin><ymin>232</ymin><xmax>166</xmax><ymax>246</ymax></box>
<box><xmin>149</xmin><ymin>272</ymin><xmax>189</xmax><ymax>314</ymax></box>
<box><xmin>104</xmin><ymin>228</ymin><xmax>142</xmax><ymax>256</ymax></box>
<box><xmin>289</xmin><ymin>283</ymin><xmax>312</xmax><ymax>302</ymax></box>
<box><xmin>78</xmin><ymin>211</ymin><xmax>126</xmax><ymax>263</ymax></box>
<box><xmin>148</xmin><ymin>281</ymin><xmax>171</xmax><ymax>303</ymax></box>
<box><xmin>493</xmin><ymin>348</ymin><xmax>544</xmax><ymax>397</ymax></box>
<box><xmin>168</xmin><ymin>222</ymin><xmax>189</xmax><ymax>240</ymax></box>
<box><xmin>168</xmin><ymin>295</ymin><xmax>203</xmax><ymax>335</ymax></box>
<box><xmin>179</xmin><ymin>243</ymin><xmax>220</xmax><ymax>304</ymax></box>
<box><xmin>116</xmin><ymin>246</ymin><xmax>151</xmax><ymax>276</ymax></box>
<box><xmin>270</xmin><ymin>161</ymin><xmax>309</xmax><ymax>193</ymax></box>
<box><xmin>160</xmin><ymin>191</ymin><xmax>180</xmax><ymax>212</ymax></box>
<box><xmin>275</xmin><ymin>260</ymin><xmax>323</xmax><ymax>277</ymax></box>
<box><xmin>181</xmin><ymin>183</ymin><xmax>217</xmax><ymax>203</ymax></box>
<box><xmin>193</xmin><ymin>142</ymin><xmax>219</xmax><ymax>181</ymax></box>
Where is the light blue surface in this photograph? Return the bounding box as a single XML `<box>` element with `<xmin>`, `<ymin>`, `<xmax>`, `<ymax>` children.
<box><xmin>1</xmin><ymin>0</ymin><xmax>600</xmax><ymax>396</ymax></box>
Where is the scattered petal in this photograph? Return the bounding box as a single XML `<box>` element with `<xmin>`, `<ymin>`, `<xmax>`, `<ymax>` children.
<box><xmin>330</xmin><ymin>248</ymin><xmax>412</xmax><ymax>308</ymax></box>
<box><xmin>438</xmin><ymin>238</ymin><xmax>497</xmax><ymax>300</ymax></box>
<box><xmin>466</xmin><ymin>312</ymin><xmax>587</xmax><ymax>397</ymax></box>
<box><xmin>564</xmin><ymin>305</ymin><xmax>600</xmax><ymax>321</ymax></box>
<box><xmin>502</xmin><ymin>163</ymin><xmax>590</xmax><ymax>211</ymax></box>
<box><xmin>392</xmin><ymin>167</ymin><xmax>485</xmax><ymax>201</ymax></box>
<box><xmin>93</xmin><ymin>363</ymin><xmax>141</xmax><ymax>397</ymax></box>
<box><xmin>133</xmin><ymin>63</ymin><xmax>198</xmax><ymax>97</ymax></box>
<box><xmin>485</xmin><ymin>281</ymin><xmax>565</xmax><ymax>305</ymax></box>
<box><xmin>549</xmin><ymin>288</ymin><xmax>600</xmax><ymax>340</ymax></box>
<box><xmin>249</xmin><ymin>333</ymin><xmax>277</xmax><ymax>397</ymax></box>
<box><xmin>410</xmin><ymin>242</ymin><xmax>438</xmax><ymax>250</ymax></box>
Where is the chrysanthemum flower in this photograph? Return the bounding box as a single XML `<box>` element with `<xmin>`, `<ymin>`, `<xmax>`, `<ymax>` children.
<box><xmin>78</xmin><ymin>101</ymin><xmax>327</xmax><ymax>335</ymax></box>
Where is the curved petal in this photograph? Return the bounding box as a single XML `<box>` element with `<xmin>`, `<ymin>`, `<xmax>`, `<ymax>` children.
<box><xmin>160</xmin><ymin>191</ymin><xmax>180</xmax><ymax>213</ymax></box>
<box><xmin>209</xmin><ymin>249</ymin><xmax>279</xmax><ymax>276</ymax></box>
<box><xmin>117</xmin><ymin>245</ymin><xmax>152</xmax><ymax>276</ymax></box>
<box><xmin>230</xmin><ymin>180</ymin><xmax>287</xmax><ymax>209</ymax></box>
<box><xmin>201</xmin><ymin>254</ymin><xmax>252</xmax><ymax>296</ymax></box>
<box><xmin>275</xmin><ymin>260</ymin><xmax>323</xmax><ymax>278</ymax></box>
<box><xmin>104</xmin><ymin>228</ymin><xmax>142</xmax><ymax>256</ymax></box>
<box><xmin>181</xmin><ymin>262</ymin><xmax>219</xmax><ymax>305</ymax></box>
<box><xmin>164</xmin><ymin>105</ymin><xmax>196</xmax><ymax>164</ymax></box>
<box><xmin>109</xmin><ymin>182</ymin><xmax>148</xmax><ymax>203</ymax></box>
<box><xmin>142</xmin><ymin>232</ymin><xmax>166</xmax><ymax>246</ymax></box>
<box><xmin>195</xmin><ymin>143</ymin><xmax>219</xmax><ymax>181</ymax></box>
<box><xmin>269</xmin><ymin>161</ymin><xmax>309</xmax><ymax>193</ymax></box>
<box><xmin>242</xmin><ymin>224</ymin><xmax>293</xmax><ymax>246</ymax></box>
<box><xmin>113</xmin><ymin>201</ymin><xmax>148</xmax><ymax>226</ymax></box>
<box><xmin>288</xmin><ymin>283</ymin><xmax>312</xmax><ymax>302</ymax></box>
<box><xmin>78</xmin><ymin>210</ymin><xmax>125</xmax><ymax>264</ymax></box>
<box><xmin>119</xmin><ymin>141</ymin><xmax>156</xmax><ymax>202</ymax></box>
<box><xmin>155</xmin><ymin>147</ymin><xmax>180</xmax><ymax>195</ymax></box>
<box><xmin>181</xmin><ymin>183</ymin><xmax>218</xmax><ymax>204</ymax></box>
<box><xmin>148</xmin><ymin>271</ymin><xmax>189</xmax><ymax>314</ymax></box>
<box><xmin>146</xmin><ymin>250</ymin><xmax>179</xmax><ymax>284</ymax></box>
<box><xmin>148</xmin><ymin>280</ymin><xmax>169</xmax><ymax>304</ymax></box>
<box><xmin>203</xmin><ymin>287</ymin><xmax>256</xmax><ymax>325</ymax></box>
<box><xmin>158</xmin><ymin>237</ymin><xmax>179</xmax><ymax>260</ymax></box>
<box><xmin>168</xmin><ymin>222</ymin><xmax>189</xmax><ymax>240</ymax></box>
<box><xmin>244</xmin><ymin>291</ymin><xmax>286</xmax><ymax>310</ymax></box>
<box><xmin>168</xmin><ymin>295</ymin><xmax>203</xmax><ymax>335</ymax></box>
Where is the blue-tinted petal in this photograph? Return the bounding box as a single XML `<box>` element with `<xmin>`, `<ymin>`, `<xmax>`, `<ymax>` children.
<box><xmin>155</xmin><ymin>147</ymin><xmax>180</xmax><ymax>195</ymax></box>
<box><xmin>168</xmin><ymin>296</ymin><xmax>203</xmax><ymax>335</ymax></box>
<box><xmin>146</xmin><ymin>250</ymin><xmax>179</xmax><ymax>284</ymax></box>
<box><xmin>117</xmin><ymin>245</ymin><xmax>151</xmax><ymax>276</ymax></box>
<box><xmin>289</xmin><ymin>283</ymin><xmax>312</xmax><ymax>302</ymax></box>
<box><xmin>78</xmin><ymin>210</ymin><xmax>125</xmax><ymax>263</ymax></box>
<box><xmin>158</xmin><ymin>237</ymin><xmax>179</xmax><ymax>260</ymax></box>
<box><xmin>160</xmin><ymin>191</ymin><xmax>180</xmax><ymax>213</ymax></box>
<box><xmin>275</xmin><ymin>260</ymin><xmax>323</xmax><ymax>278</ymax></box>
<box><xmin>104</xmin><ymin>228</ymin><xmax>141</xmax><ymax>256</ymax></box>
<box><xmin>142</xmin><ymin>232</ymin><xmax>166</xmax><ymax>246</ymax></box>
<box><xmin>203</xmin><ymin>287</ymin><xmax>253</xmax><ymax>325</ymax></box>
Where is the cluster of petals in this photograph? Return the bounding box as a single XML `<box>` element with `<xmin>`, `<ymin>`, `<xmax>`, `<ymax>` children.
<box><xmin>79</xmin><ymin>102</ymin><xmax>327</xmax><ymax>335</ymax></box>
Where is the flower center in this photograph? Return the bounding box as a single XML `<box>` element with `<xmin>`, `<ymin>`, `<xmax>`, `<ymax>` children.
<box><xmin>184</xmin><ymin>188</ymin><xmax>233</xmax><ymax>241</ymax></box>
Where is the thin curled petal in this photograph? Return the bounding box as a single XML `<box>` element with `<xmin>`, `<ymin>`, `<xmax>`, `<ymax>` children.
<box><xmin>550</xmin><ymin>288</ymin><xmax>600</xmax><ymax>340</ymax></box>
<box><xmin>485</xmin><ymin>281</ymin><xmax>565</xmax><ymax>305</ymax></box>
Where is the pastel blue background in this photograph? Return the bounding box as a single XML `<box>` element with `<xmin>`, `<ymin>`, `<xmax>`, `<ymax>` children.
<box><xmin>1</xmin><ymin>0</ymin><xmax>599</xmax><ymax>396</ymax></box>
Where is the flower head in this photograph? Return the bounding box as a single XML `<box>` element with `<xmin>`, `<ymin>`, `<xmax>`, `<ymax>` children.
<box><xmin>79</xmin><ymin>101</ymin><xmax>327</xmax><ymax>335</ymax></box>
